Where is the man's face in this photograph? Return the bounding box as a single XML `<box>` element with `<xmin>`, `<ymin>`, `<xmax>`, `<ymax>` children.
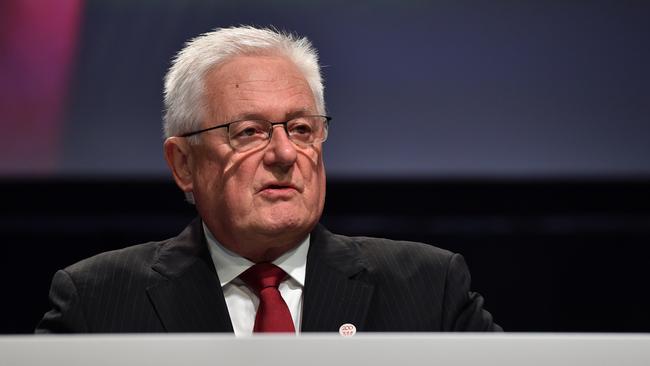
<box><xmin>184</xmin><ymin>55</ymin><xmax>326</xmax><ymax>260</ymax></box>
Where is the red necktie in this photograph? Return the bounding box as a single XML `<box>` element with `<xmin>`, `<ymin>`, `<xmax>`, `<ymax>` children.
<box><xmin>240</xmin><ymin>263</ymin><xmax>296</xmax><ymax>333</ymax></box>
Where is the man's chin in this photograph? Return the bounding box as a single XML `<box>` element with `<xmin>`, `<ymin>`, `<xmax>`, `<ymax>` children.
<box><xmin>256</xmin><ymin>219</ymin><xmax>306</xmax><ymax>235</ymax></box>
<box><xmin>253</xmin><ymin>211</ymin><xmax>315</xmax><ymax>237</ymax></box>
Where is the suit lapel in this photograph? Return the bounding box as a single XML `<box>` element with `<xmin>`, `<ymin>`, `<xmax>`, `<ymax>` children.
<box><xmin>301</xmin><ymin>225</ymin><xmax>374</xmax><ymax>332</ymax></box>
<box><xmin>146</xmin><ymin>219</ymin><xmax>233</xmax><ymax>332</ymax></box>
<box><xmin>145</xmin><ymin>220</ymin><xmax>374</xmax><ymax>333</ymax></box>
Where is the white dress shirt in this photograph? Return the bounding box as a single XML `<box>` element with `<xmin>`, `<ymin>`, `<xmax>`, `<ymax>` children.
<box><xmin>203</xmin><ymin>222</ymin><xmax>309</xmax><ymax>336</ymax></box>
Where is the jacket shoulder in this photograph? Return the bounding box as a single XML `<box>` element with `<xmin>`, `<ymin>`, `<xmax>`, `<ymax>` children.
<box><xmin>63</xmin><ymin>240</ymin><xmax>167</xmax><ymax>285</ymax></box>
<box><xmin>321</xmin><ymin>231</ymin><xmax>500</xmax><ymax>331</ymax></box>
<box><xmin>333</xmin><ymin>233</ymin><xmax>456</xmax><ymax>272</ymax></box>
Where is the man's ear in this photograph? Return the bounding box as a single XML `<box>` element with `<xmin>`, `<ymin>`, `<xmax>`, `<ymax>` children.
<box><xmin>163</xmin><ymin>137</ymin><xmax>194</xmax><ymax>192</ymax></box>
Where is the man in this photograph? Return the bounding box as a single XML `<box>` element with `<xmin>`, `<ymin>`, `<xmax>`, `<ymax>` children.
<box><xmin>37</xmin><ymin>26</ymin><xmax>500</xmax><ymax>334</ymax></box>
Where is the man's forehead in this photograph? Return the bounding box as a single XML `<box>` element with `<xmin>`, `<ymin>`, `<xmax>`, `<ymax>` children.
<box><xmin>203</xmin><ymin>55</ymin><xmax>317</xmax><ymax>121</ymax></box>
<box><xmin>204</xmin><ymin>56</ymin><xmax>312</xmax><ymax>100</ymax></box>
<box><xmin>208</xmin><ymin>55</ymin><xmax>305</xmax><ymax>83</ymax></box>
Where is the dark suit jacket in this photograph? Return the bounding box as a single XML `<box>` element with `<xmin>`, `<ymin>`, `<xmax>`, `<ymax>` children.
<box><xmin>36</xmin><ymin>219</ymin><xmax>500</xmax><ymax>333</ymax></box>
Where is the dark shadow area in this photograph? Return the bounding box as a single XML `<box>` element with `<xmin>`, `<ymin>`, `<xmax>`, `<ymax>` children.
<box><xmin>2</xmin><ymin>178</ymin><xmax>649</xmax><ymax>333</ymax></box>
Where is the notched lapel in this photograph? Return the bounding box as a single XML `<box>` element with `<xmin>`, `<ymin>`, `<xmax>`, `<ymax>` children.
<box><xmin>301</xmin><ymin>225</ymin><xmax>375</xmax><ymax>332</ymax></box>
<box><xmin>146</xmin><ymin>219</ymin><xmax>233</xmax><ymax>333</ymax></box>
<box><xmin>146</xmin><ymin>261</ymin><xmax>232</xmax><ymax>332</ymax></box>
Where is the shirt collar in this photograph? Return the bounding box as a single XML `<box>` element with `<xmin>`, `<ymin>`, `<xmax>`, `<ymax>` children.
<box><xmin>203</xmin><ymin>221</ymin><xmax>309</xmax><ymax>287</ymax></box>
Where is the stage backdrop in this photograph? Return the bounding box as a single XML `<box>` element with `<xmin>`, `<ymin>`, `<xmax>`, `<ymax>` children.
<box><xmin>1</xmin><ymin>0</ymin><xmax>649</xmax><ymax>179</ymax></box>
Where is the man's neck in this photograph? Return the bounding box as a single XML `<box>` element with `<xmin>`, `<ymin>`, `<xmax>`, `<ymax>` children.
<box><xmin>203</xmin><ymin>221</ymin><xmax>312</xmax><ymax>263</ymax></box>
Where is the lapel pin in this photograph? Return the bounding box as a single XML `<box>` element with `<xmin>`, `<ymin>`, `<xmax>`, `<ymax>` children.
<box><xmin>339</xmin><ymin>323</ymin><xmax>356</xmax><ymax>337</ymax></box>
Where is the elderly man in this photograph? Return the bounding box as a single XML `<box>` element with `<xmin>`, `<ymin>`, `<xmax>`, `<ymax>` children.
<box><xmin>37</xmin><ymin>26</ymin><xmax>500</xmax><ymax>334</ymax></box>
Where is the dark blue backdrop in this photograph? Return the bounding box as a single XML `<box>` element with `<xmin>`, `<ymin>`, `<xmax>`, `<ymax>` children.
<box><xmin>6</xmin><ymin>0</ymin><xmax>649</xmax><ymax>178</ymax></box>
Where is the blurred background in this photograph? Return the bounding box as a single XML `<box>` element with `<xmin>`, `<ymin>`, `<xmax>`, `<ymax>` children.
<box><xmin>1</xmin><ymin>0</ymin><xmax>649</xmax><ymax>333</ymax></box>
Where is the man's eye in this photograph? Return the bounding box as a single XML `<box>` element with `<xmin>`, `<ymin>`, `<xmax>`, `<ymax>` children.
<box><xmin>239</xmin><ymin>127</ymin><xmax>259</xmax><ymax>137</ymax></box>
<box><xmin>289</xmin><ymin>123</ymin><xmax>313</xmax><ymax>135</ymax></box>
<box><xmin>231</xmin><ymin>122</ymin><xmax>267</xmax><ymax>139</ymax></box>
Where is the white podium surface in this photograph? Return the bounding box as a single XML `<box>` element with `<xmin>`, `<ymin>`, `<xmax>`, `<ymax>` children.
<box><xmin>2</xmin><ymin>333</ymin><xmax>649</xmax><ymax>366</ymax></box>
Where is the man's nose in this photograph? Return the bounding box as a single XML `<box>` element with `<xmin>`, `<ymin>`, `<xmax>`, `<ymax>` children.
<box><xmin>263</xmin><ymin>125</ymin><xmax>297</xmax><ymax>167</ymax></box>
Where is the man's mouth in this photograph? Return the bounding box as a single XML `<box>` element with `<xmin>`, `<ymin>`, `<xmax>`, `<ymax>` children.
<box><xmin>258</xmin><ymin>182</ymin><xmax>301</xmax><ymax>198</ymax></box>
<box><xmin>261</xmin><ymin>183</ymin><xmax>298</xmax><ymax>191</ymax></box>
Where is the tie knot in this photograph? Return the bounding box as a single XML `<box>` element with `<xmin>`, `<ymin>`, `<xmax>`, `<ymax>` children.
<box><xmin>240</xmin><ymin>263</ymin><xmax>287</xmax><ymax>294</ymax></box>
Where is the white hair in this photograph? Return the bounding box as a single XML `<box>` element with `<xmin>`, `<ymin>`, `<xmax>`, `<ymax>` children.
<box><xmin>163</xmin><ymin>26</ymin><xmax>325</xmax><ymax>142</ymax></box>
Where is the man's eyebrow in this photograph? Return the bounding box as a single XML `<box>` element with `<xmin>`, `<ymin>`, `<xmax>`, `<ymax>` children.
<box><xmin>285</xmin><ymin>108</ymin><xmax>316</xmax><ymax>119</ymax></box>
<box><xmin>228</xmin><ymin>108</ymin><xmax>316</xmax><ymax>122</ymax></box>
<box><xmin>227</xmin><ymin>112</ymin><xmax>266</xmax><ymax>121</ymax></box>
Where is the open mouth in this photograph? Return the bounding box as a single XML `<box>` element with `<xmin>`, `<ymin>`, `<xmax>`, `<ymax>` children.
<box><xmin>261</xmin><ymin>182</ymin><xmax>298</xmax><ymax>191</ymax></box>
<box><xmin>258</xmin><ymin>183</ymin><xmax>300</xmax><ymax>198</ymax></box>
<box><xmin>266</xmin><ymin>184</ymin><xmax>291</xmax><ymax>190</ymax></box>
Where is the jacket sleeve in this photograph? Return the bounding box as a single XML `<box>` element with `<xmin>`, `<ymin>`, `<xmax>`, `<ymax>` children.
<box><xmin>35</xmin><ymin>269</ymin><xmax>89</xmax><ymax>333</ymax></box>
<box><xmin>442</xmin><ymin>253</ymin><xmax>502</xmax><ymax>331</ymax></box>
